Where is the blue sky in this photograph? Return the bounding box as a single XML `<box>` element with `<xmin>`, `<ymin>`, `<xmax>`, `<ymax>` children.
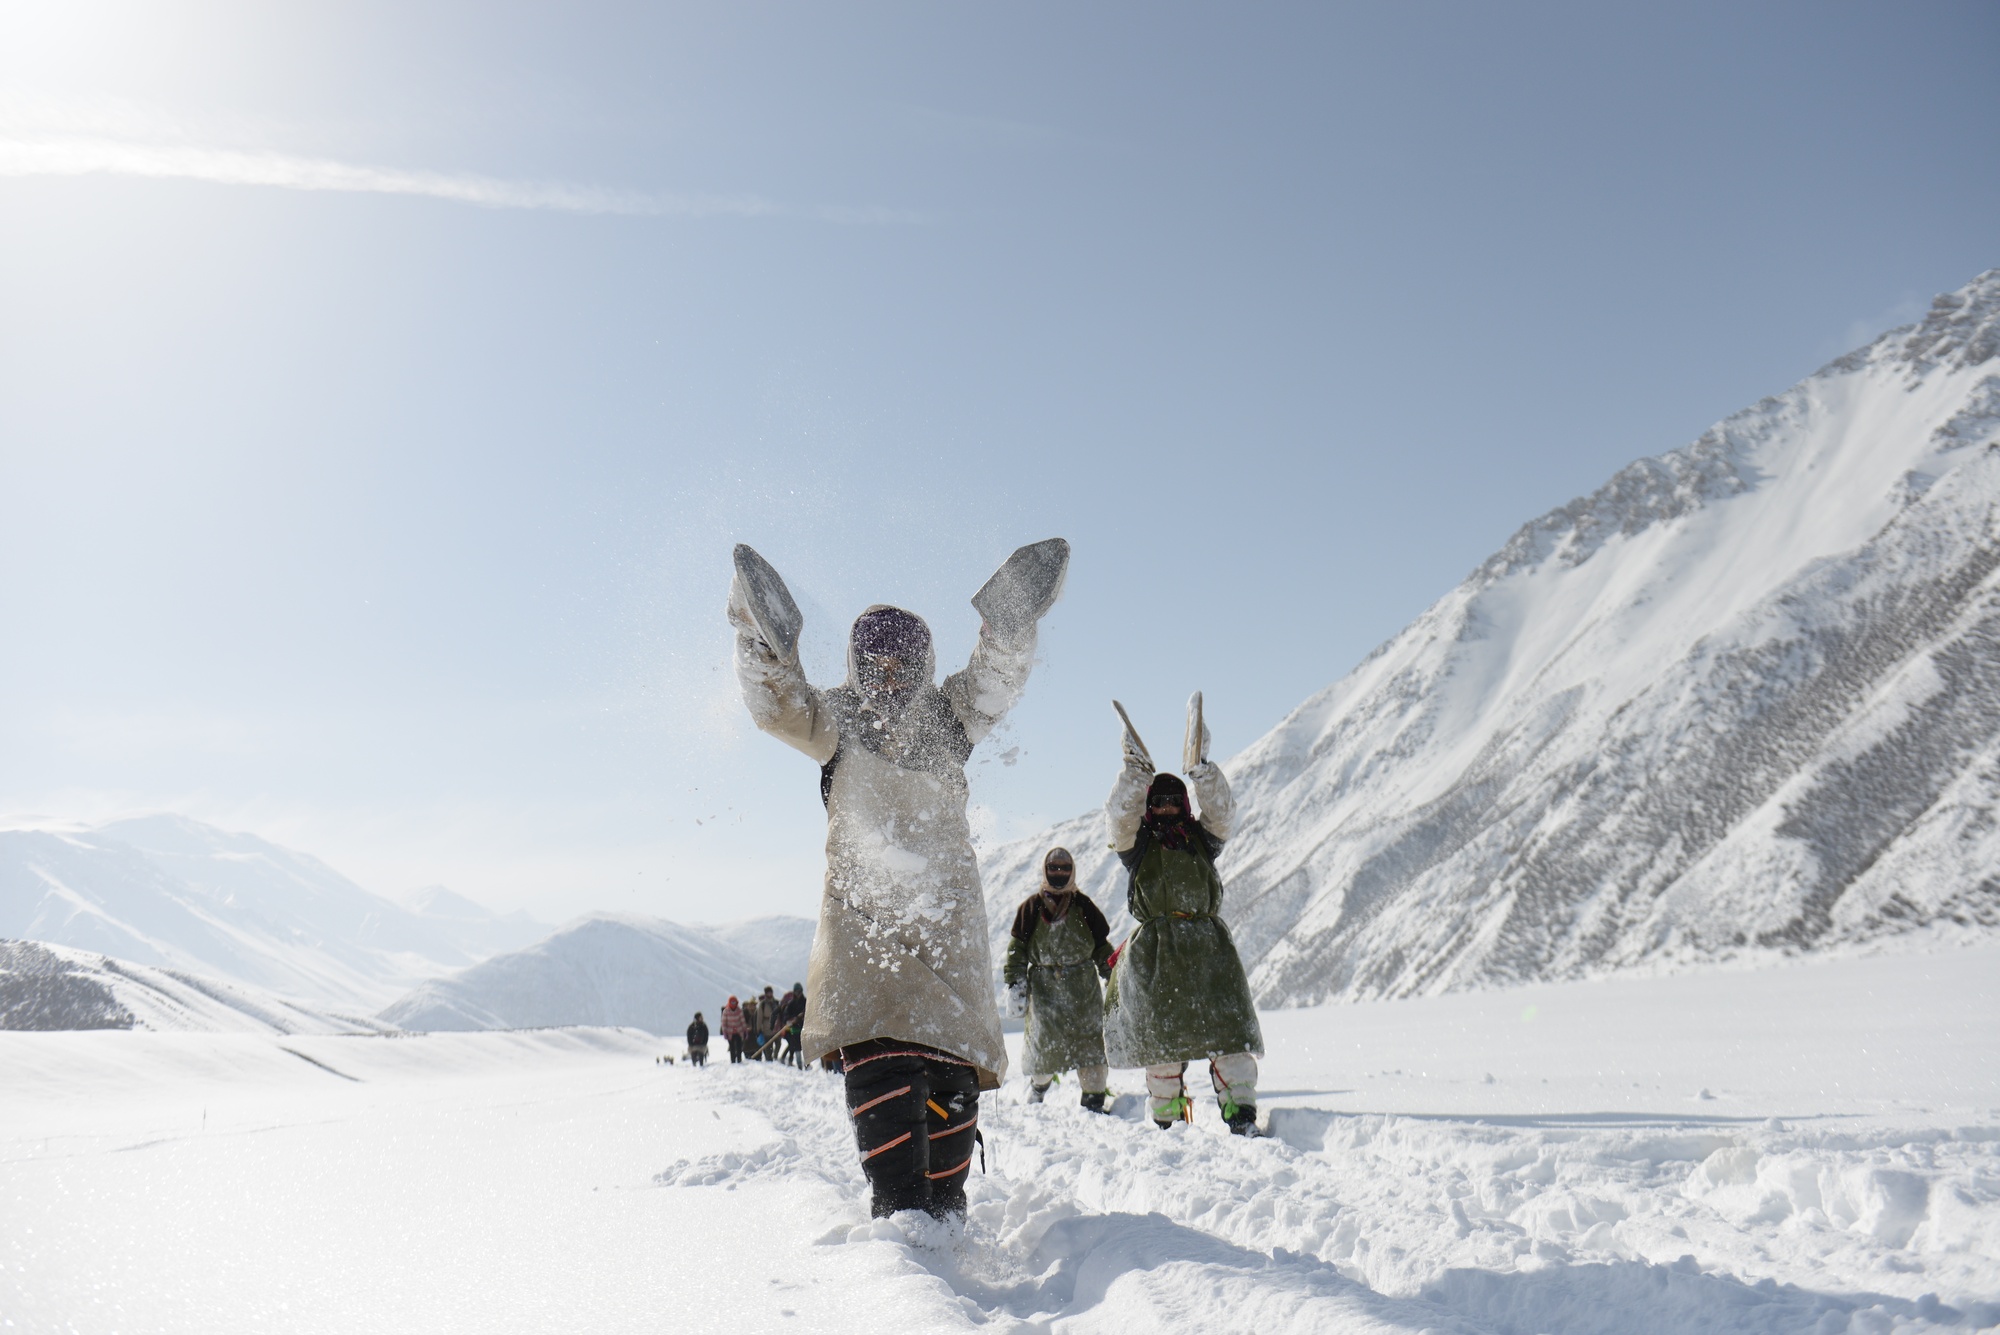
<box><xmin>2</xmin><ymin>2</ymin><xmax>1995</xmax><ymax>922</ymax></box>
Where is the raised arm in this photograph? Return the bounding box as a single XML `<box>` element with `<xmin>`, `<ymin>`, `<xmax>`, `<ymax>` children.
<box><xmin>945</xmin><ymin>537</ymin><xmax>1068</xmax><ymax>744</ymax></box>
<box><xmin>728</xmin><ymin>582</ymin><xmax>838</xmax><ymax>765</ymax></box>
<box><xmin>1105</xmin><ymin>735</ymin><xmax>1154</xmax><ymax>854</ymax></box>
<box><xmin>941</xmin><ymin>624</ymin><xmax>1037</xmax><ymax>745</ymax></box>
<box><xmin>1188</xmin><ymin>760</ymin><xmax>1235</xmax><ymax>842</ymax></box>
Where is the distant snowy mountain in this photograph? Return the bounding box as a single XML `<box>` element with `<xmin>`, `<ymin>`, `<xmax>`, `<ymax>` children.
<box><xmin>379</xmin><ymin>913</ymin><xmax>815</xmax><ymax>1036</ymax></box>
<box><xmin>988</xmin><ymin>269</ymin><xmax>2000</xmax><ymax>1003</ymax></box>
<box><xmin>397</xmin><ymin>884</ymin><xmax>549</xmax><ymax>959</ymax></box>
<box><xmin>0</xmin><ymin>939</ymin><xmax>388</xmax><ymax>1034</ymax></box>
<box><xmin>0</xmin><ymin>815</ymin><xmax>545</xmax><ymax>1009</ymax></box>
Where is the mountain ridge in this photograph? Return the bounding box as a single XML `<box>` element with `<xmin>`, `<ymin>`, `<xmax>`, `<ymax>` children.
<box><xmin>986</xmin><ymin>268</ymin><xmax>2000</xmax><ymax>1004</ymax></box>
<box><xmin>1</xmin><ymin>815</ymin><xmax>546</xmax><ymax>1009</ymax></box>
<box><xmin>379</xmin><ymin>911</ymin><xmax>816</xmax><ymax>1036</ymax></box>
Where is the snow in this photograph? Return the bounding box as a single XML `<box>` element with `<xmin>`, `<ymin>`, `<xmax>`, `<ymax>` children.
<box><xmin>7</xmin><ymin>945</ymin><xmax>1995</xmax><ymax>1333</ymax></box>
<box><xmin>0</xmin><ymin>939</ymin><xmax>388</xmax><ymax>1035</ymax></box>
<box><xmin>0</xmin><ymin>815</ymin><xmax>547</xmax><ymax>1010</ymax></box>
<box><xmin>982</xmin><ymin>269</ymin><xmax>2000</xmax><ymax>1006</ymax></box>
<box><xmin>377</xmin><ymin>912</ymin><xmax>814</xmax><ymax>1033</ymax></box>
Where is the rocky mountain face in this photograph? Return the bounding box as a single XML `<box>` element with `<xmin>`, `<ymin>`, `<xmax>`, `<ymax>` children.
<box><xmin>987</xmin><ymin>270</ymin><xmax>2000</xmax><ymax>1004</ymax></box>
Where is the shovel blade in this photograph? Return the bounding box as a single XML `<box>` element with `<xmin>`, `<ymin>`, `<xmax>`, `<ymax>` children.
<box><xmin>732</xmin><ymin>543</ymin><xmax>804</xmax><ymax>663</ymax></box>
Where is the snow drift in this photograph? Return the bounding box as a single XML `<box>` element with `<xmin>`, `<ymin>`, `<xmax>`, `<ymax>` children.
<box><xmin>988</xmin><ymin>269</ymin><xmax>2000</xmax><ymax>1003</ymax></box>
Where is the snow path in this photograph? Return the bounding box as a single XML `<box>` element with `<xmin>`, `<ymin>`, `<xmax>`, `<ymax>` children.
<box><xmin>5</xmin><ymin>947</ymin><xmax>1998</xmax><ymax>1333</ymax></box>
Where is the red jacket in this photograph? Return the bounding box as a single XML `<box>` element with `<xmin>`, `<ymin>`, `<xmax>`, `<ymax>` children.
<box><xmin>720</xmin><ymin>1002</ymin><xmax>749</xmax><ymax>1038</ymax></box>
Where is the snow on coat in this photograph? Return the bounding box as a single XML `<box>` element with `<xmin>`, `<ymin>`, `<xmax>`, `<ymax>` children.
<box><xmin>1100</xmin><ymin>757</ymin><xmax>1264</xmax><ymax>1068</ymax></box>
<box><xmin>732</xmin><ymin>606</ymin><xmax>1036</xmax><ymax>1090</ymax></box>
<box><xmin>1003</xmin><ymin>888</ymin><xmax>1113</xmax><ymax>1078</ymax></box>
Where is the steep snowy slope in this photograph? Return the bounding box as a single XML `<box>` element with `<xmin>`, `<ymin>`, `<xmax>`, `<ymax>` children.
<box><xmin>0</xmin><ymin>815</ymin><xmax>544</xmax><ymax>1009</ymax></box>
<box><xmin>0</xmin><ymin>939</ymin><xmax>388</xmax><ymax>1034</ymax></box>
<box><xmin>380</xmin><ymin>913</ymin><xmax>815</xmax><ymax>1035</ymax></box>
<box><xmin>989</xmin><ymin>270</ymin><xmax>2000</xmax><ymax>1003</ymax></box>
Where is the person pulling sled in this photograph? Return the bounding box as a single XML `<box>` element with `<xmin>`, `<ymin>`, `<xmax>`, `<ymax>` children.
<box><xmin>1101</xmin><ymin>694</ymin><xmax>1264</xmax><ymax>1135</ymax></box>
<box><xmin>779</xmin><ymin>983</ymin><xmax>807</xmax><ymax>1068</ymax></box>
<box><xmin>1003</xmin><ymin>847</ymin><xmax>1115</xmax><ymax>1112</ymax></box>
<box><xmin>753</xmin><ymin>985</ymin><xmax>780</xmax><ymax>1059</ymax></box>
<box><xmin>727</xmin><ymin>537</ymin><xmax>1069</xmax><ymax>1218</ymax></box>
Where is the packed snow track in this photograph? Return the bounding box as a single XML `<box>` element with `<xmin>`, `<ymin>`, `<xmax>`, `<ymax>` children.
<box><xmin>5</xmin><ymin>946</ymin><xmax>1996</xmax><ymax>1333</ymax></box>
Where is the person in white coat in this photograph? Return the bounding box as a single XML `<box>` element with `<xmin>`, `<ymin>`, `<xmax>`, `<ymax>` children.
<box><xmin>728</xmin><ymin>541</ymin><xmax>1065</xmax><ymax>1218</ymax></box>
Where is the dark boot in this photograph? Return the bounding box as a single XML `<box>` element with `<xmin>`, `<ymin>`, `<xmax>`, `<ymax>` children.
<box><xmin>1225</xmin><ymin>1104</ymin><xmax>1260</xmax><ymax>1136</ymax></box>
<box><xmin>842</xmin><ymin>1042</ymin><xmax>982</xmax><ymax>1220</ymax></box>
<box><xmin>923</xmin><ymin>1061</ymin><xmax>981</xmax><ymax>1220</ymax></box>
<box><xmin>1080</xmin><ymin>1091</ymin><xmax>1110</xmax><ymax>1115</ymax></box>
<box><xmin>845</xmin><ymin>1052</ymin><xmax>930</xmax><ymax>1217</ymax></box>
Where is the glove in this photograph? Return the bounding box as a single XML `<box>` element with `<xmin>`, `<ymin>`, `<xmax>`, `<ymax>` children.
<box><xmin>1004</xmin><ymin>982</ymin><xmax>1027</xmax><ymax>1019</ymax></box>
<box><xmin>1123</xmin><ymin>731</ymin><xmax>1153</xmax><ymax>774</ymax></box>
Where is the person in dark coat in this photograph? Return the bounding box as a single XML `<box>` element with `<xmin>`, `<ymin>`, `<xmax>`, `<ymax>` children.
<box><xmin>686</xmin><ymin>1012</ymin><xmax>710</xmax><ymax>1067</ymax></box>
<box><xmin>785</xmin><ymin>983</ymin><xmax>809</xmax><ymax>1067</ymax></box>
<box><xmin>1003</xmin><ymin>848</ymin><xmax>1114</xmax><ymax>1111</ymax></box>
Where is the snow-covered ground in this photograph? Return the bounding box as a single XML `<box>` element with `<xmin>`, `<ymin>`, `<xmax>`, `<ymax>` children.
<box><xmin>5</xmin><ymin>946</ymin><xmax>1996</xmax><ymax>1333</ymax></box>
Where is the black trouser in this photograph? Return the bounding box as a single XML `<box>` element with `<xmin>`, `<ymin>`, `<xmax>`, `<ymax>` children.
<box><xmin>842</xmin><ymin>1041</ymin><xmax>981</xmax><ymax>1219</ymax></box>
<box><xmin>727</xmin><ymin>1034</ymin><xmax>744</xmax><ymax>1063</ymax></box>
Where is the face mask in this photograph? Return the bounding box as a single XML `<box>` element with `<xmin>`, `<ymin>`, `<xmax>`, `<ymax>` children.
<box><xmin>1045</xmin><ymin>870</ymin><xmax>1072</xmax><ymax>889</ymax></box>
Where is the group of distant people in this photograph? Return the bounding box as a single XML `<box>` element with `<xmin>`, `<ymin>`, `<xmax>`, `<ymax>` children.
<box><xmin>684</xmin><ymin>983</ymin><xmax>806</xmax><ymax>1068</ymax></box>
<box><xmin>722</xmin><ymin>538</ymin><xmax>1267</xmax><ymax>1224</ymax></box>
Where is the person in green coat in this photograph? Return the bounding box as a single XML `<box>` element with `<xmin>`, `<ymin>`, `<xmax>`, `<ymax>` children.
<box><xmin>1002</xmin><ymin>847</ymin><xmax>1115</xmax><ymax>1113</ymax></box>
<box><xmin>1100</xmin><ymin>709</ymin><xmax>1264</xmax><ymax>1134</ymax></box>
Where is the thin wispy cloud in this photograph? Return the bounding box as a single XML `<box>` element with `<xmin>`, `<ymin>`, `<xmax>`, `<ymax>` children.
<box><xmin>0</xmin><ymin>133</ymin><xmax>918</xmax><ymax>223</ymax></box>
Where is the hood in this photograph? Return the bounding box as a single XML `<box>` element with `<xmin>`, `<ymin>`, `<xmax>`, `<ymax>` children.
<box><xmin>845</xmin><ymin>604</ymin><xmax>937</xmax><ymax>708</ymax></box>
